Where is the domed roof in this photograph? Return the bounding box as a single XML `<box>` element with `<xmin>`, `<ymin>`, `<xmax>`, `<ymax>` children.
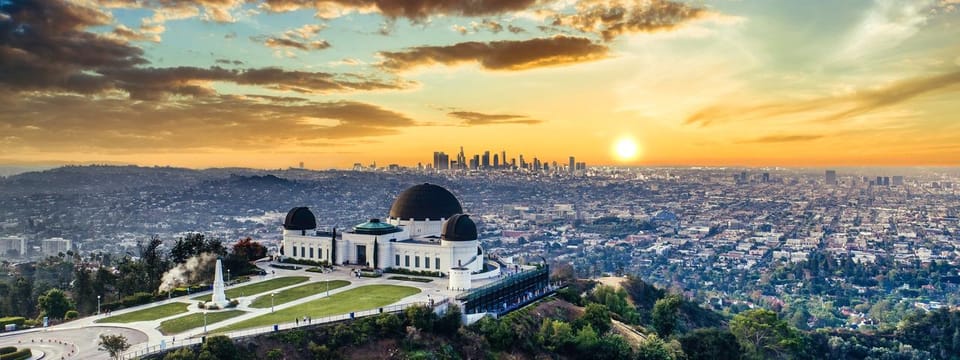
<box><xmin>389</xmin><ymin>183</ymin><xmax>463</xmax><ymax>221</ymax></box>
<box><xmin>441</xmin><ymin>214</ymin><xmax>478</xmax><ymax>242</ymax></box>
<box><xmin>283</xmin><ymin>207</ymin><xmax>317</xmax><ymax>230</ymax></box>
<box><xmin>353</xmin><ymin>218</ymin><xmax>400</xmax><ymax>235</ymax></box>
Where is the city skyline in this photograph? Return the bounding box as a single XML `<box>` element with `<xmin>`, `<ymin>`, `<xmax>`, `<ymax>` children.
<box><xmin>1</xmin><ymin>0</ymin><xmax>959</xmax><ymax>169</ymax></box>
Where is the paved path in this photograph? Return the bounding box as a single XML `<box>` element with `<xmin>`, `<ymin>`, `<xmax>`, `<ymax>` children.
<box><xmin>0</xmin><ymin>327</ymin><xmax>147</xmax><ymax>360</ymax></box>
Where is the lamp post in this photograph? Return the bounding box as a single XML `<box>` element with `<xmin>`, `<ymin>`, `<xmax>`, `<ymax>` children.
<box><xmin>271</xmin><ymin>292</ymin><xmax>276</xmax><ymax>313</ymax></box>
<box><xmin>97</xmin><ymin>295</ymin><xmax>101</xmax><ymax>315</ymax></box>
<box><xmin>203</xmin><ymin>310</ymin><xmax>208</xmax><ymax>334</ymax></box>
<box><xmin>227</xmin><ymin>269</ymin><xmax>231</xmax><ymax>283</ymax></box>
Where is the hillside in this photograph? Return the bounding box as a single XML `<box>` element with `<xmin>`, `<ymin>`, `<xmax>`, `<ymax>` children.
<box><xmin>147</xmin><ymin>275</ymin><xmax>960</xmax><ymax>360</ymax></box>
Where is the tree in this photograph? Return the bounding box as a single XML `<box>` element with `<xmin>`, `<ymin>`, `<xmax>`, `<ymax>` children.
<box><xmin>679</xmin><ymin>328</ymin><xmax>742</xmax><ymax>360</ymax></box>
<box><xmin>729</xmin><ymin>309</ymin><xmax>801</xmax><ymax>360</ymax></box>
<box><xmin>171</xmin><ymin>233</ymin><xmax>225</xmax><ymax>264</ymax></box>
<box><xmin>38</xmin><ymin>288</ymin><xmax>74</xmax><ymax>319</ymax></box>
<box><xmin>405</xmin><ymin>304</ymin><xmax>437</xmax><ymax>332</ymax></box>
<box><xmin>199</xmin><ymin>335</ymin><xmax>240</xmax><ymax>360</ymax></box>
<box><xmin>232</xmin><ymin>237</ymin><xmax>267</xmax><ymax>262</ymax></box>
<box><xmin>582</xmin><ymin>303</ymin><xmax>612</xmax><ymax>334</ymax></box>
<box><xmin>139</xmin><ymin>235</ymin><xmax>168</xmax><ymax>292</ymax></box>
<box><xmin>636</xmin><ymin>334</ymin><xmax>673</xmax><ymax>360</ymax></box>
<box><xmin>652</xmin><ymin>294</ymin><xmax>682</xmax><ymax>338</ymax></box>
<box><xmin>99</xmin><ymin>334</ymin><xmax>130</xmax><ymax>360</ymax></box>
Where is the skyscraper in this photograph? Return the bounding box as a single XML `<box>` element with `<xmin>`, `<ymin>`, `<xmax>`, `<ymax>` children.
<box><xmin>569</xmin><ymin>156</ymin><xmax>575</xmax><ymax>173</ymax></box>
<box><xmin>482</xmin><ymin>151</ymin><xmax>490</xmax><ymax>169</ymax></box>
<box><xmin>457</xmin><ymin>146</ymin><xmax>466</xmax><ymax>170</ymax></box>
<box><xmin>493</xmin><ymin>154</ymin><xmax>499</xmax><ymax>168</ymax></box>
<box><xmin>825</xmin><ymin>170</ymin><xmax>837</xmax><ymax>185</ymax></box>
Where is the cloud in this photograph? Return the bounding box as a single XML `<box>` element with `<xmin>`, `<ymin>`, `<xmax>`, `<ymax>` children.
<box><xmin>0</xmin><ymin>94</ymin><xmax>417</xmax><ymax>151</ymax></box>
<box><xmin>508</xmin><ymin>24</ymin><xmax>526</xmax><ymax>33</ymax></box>
<box><xmin>738</xmin><ymin>134</ymin><xmax>825</xmax><ymax>144</ymax></box>
<box><xmin>448</xmin><ymin>111</ymin><xmax>543</xmax><ymax>125</ymax></box>
<box><xmin>379</xmin><ymin>35</ymin><xmax>608</xmax><ymax>71</ymax></box>
<box><xmin>101</xmin><ymin>0</ymin><xmax>243</xmax><ymax>23</ymax></box>
<box><xmin>260</xmin><ymin>0</ymin><xmax>542</xmax><ymax>20</ymax></box>
<box><xmin>262</xmin><ymin>37</ymin><xmax>331</xmax><ymax>51</ymax></box>
<box><xmin>107</xmin><ymin>24</ymin><xmax>161</xmax><ymax>42</ymax></box>
<box><xmin>555</xmin><ymin>0</ymin><xmax>708</xmax><ymax>41</ymax></box>
<box><xmin>686</xmin><ymin>70</ymin><xmax>960</xmax><ymax>126</ymax></box>
<box><xmin>0</xmin><ymin>0</ymin><xmax>408</xmax><ymax>99</ymax></box>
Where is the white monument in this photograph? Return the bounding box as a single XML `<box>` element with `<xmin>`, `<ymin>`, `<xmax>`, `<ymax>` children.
<box><xmin>211</xmin><ymin>258</ymin><xmax>228</xmax><ymax>308</ymax></box>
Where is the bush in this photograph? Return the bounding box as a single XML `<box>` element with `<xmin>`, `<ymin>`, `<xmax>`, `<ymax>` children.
<box><xmin>0</xmin><ymin>317</ymin><xmax>25</xmax><ymax>329</ymax></box>
<box><xmin>0</xmin><ymin>349</ymin><xmax>31</xmax><ymax>360</ymax></box>
<box><xmin>281</xmin><ymin>258</ymin><xmax>331</xmax><ymax>267</ymax></box>
<box><xmin>227</xmin><ymin>300</ymin><xmax>239</xmax><ymax>308</ymax></box>
<box><xmin>198</xmin><ymin>302</ymin><xmax>206</xmax><ymax>309</ymax></box>
<box><xmin>64</xmin><ymin>310</ymin><xmax>79</xmax><ymax>320</ymax></box>
<box><xmin>121</xmin><ymin>292</ymin><xmax>155</xmax><ymax>307</ymax></box>
<box><xmin>387</xmin><ymin>276</ymin><xmax>433</xmax><ymax>283</ymax></box>
<box><xmin>270</xmin><ymin>264</ymin><xmax>301</xmax><ymax>270</ymax></box>
<box><xmin>0</xmin><ymin>347</ymin><xmax>14</xmax><ymax>355</ymax></box>
<box><xmin>383</xmin><ymin>268</ymin><xmax>443</xmax><ymax>278</ymax></box>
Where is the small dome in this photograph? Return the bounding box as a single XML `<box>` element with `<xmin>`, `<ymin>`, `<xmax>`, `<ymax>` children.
<box><xmin>353</xmin><ymin>218</ymin><xmax>400</xmax><ymax>235</ymax></box>
<box><xmin>283</xmin><ymin>207</ymin><xmax>317</xmax><ymax>230</ymax></box>
<box><xmin>441</xmin><ymin>214</ymin><xmax>478</xmax><ymax>242</ymax></box>
<box><xmin>389</xmin><ymin>183</ymin><xmax>463</xmax><ymax>221</ymax></box>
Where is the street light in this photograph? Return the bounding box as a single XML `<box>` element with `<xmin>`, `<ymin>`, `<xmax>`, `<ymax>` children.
<box><xmin>271</xmin><ymin>292</ymin><xmax>276</xmax><ymax>313</ymax></box>
<box><xmin>227</xmin><ymin>269</ymin><xmax>231</xmax><ymax>283</ymax></box>
<box><xmin>203</xmin><ymin>310</ymin><xmax>208</xmax><ymax>334</ymax></box>
<box><xmin>97</xmin><ymin>295</ymin><xmax>101</xmax><ymax>315</ymax></box>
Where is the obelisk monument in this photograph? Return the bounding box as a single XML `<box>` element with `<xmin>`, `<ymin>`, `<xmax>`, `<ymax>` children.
<box><xmin>211</xmin><ymin>258</ymin><xmax>228</xmax><ymax>308</ymax></box>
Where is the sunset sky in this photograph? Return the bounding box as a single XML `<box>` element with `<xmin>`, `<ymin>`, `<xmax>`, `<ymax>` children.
<box><xmin>1</xmin><ymin>0</ymin><xmax>959</xmax><ymax>168</ymax></box>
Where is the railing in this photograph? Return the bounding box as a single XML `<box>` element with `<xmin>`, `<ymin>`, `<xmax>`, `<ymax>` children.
<box><xmin>121</xmin><ymin>298</ymin><xmax>447</xmax><ymax>359</ymax></box>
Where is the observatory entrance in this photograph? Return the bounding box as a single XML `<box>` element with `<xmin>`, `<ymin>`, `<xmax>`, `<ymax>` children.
<box><xmin>457</xmin><ymin>265</ymin><xmax>551</xmax><ymax>316</ymax></box>
<box><xmin>356</xmin><ymin>245</ymin><xmax>367</xmax><ymax>266</ymax></box>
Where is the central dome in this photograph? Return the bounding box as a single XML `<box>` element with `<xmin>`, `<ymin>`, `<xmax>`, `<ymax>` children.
<box><xmin>389</xmin><ymin>183</ymin><xmax>463</xmax><ymax>221</ymax></box>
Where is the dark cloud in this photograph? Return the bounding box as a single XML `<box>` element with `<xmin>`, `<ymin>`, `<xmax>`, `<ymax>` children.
<box><xmin>557</xmin><ymin>0</ymin><xmax>707</xmax><ymax>41</ymax></box>
<box><xmin>448</xmin><ymin>111</ymin><xmax>542</xmax><ymax>125</ymax></box>
<box><xmin>686</xmin><ymin>70</ymin><xmax>960</xmax><ymax>127</ymax></box>
<box><xmin>379</xmin><ymin>36</ymin><xmax>608</xmax><ymax>71</ymax></box>
<box><xmin>261</xmin><ymin>0</ymin><xmax>542</xmax><ymax>20</ymax></box>
<box><xmin>507</xmin><ymin>24</ymin><xmax>526</xmax><ymax>33</ymax></box>
<box><xmin>0</xmin><ymin>0</ymin><xmax>409</xmax><ymax>99</ymax></box>
<box><xmin>214</xmin><ymin>58</ymin><xmax>244</xmax><ymax>65</ymax></box>
<box><xmin>738</xmin><ymin>134</ymin><xmax>825</xmax><ymax>144</ymax></box>
<box><xmin>261</xmin><ymin>36</ymin><xmax>331</xmax><ymax>51</ymax></box>
<box><xmin>0</xmin><ymin>94</ymin><xmax>416</xmax><ymax>151</ymax></box>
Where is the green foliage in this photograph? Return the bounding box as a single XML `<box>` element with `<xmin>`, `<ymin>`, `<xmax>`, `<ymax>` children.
<box><xmin>171</xmin><ymin>233</ymin><xmax>225</xmax><ymax>264</ymax></box>
<box><xmin>120</xmin><ymin>292</ymin><xmax>155</xmax><ymax>307</ymax></box>
<box><xmin>0</xmin><ymin>347</ymin><xmax>14</xmax><ymax>355</ymax></box>
<box><xmin>382</xmin><ymin>267</ymin><xmax>443</xmax><ymax>277</ymax></box>
<box><xmin>434</xmin><ymin>304</ymin><xmax>462</xmax><ymax>335</ymax></box>
<box><xmin>679</xmin><ymin>328</ymin><xmax>742</xmax><ymax>360</ymax></box>
<box><xmin>38</xmin><ymin>288</ymin><xmax>74</xmax><ymax>319</ymax></box>
<box><xmin>306</xmin><ymin>341</ymin><xmax>337</xmax><ymax>360</ymax></box>
<box><xmin>592</xmin><ymin>285</ymin><xmax>640</xmax><ymax>324</ymax></box>
<box><xmin>729</xmin><ymin>309</ymin><xmax>801</xmax><ymax>360</ymax></box>
<box><xmin>405</xmin><ymin>304</ymin><xmax>437</xmax><ymax>332</ymax></box>
<box><xmin>98</xmin><ymin>334</ymin><xmax>131</xmax><ymax>360</ymax></box>
<box><xmin>652</xmin><ymin>295</ymin><xmax>682</xmax><ymax>338</ymax></box>
<box><xmin>574</xmin><ymin>324</ymin><xmax>599</xmax><ymax>353</ymax></box>
<box><xmin>636</xmin><ymin>335</ymin><xmax>674</xmax><ymax>360</ymax></box>
<box><xmin>0</xmin><ymin>317</ymin><xmax>25</xmax><ymax>328</ymax></box>
<box><xmin>163</xmin><ymin>347</ymin><xmax>197</xmax><ymax>360</ymax></box>
<box><xmin>581</xmin><ymin>303</ymin><xmax>612</xmax><ymax>334</ymax></box>
<box><xmin>0</xmin><ymin>349</ymin><xmax>31</xmax><ymax>360</ymax></box>
<box><xmin>265</xmin><ymin>348</ymin><xmax>283</xmax><ymax>360</ymax></box>
<box><xmin>200</xmin><ymin>335</ymin><xmax>240</xmax><ymax>360</ymax></box>
<box><xmin>64</xmin><ymin>310</ymin><xmax>79</xmax><ymax>320</ymax></box>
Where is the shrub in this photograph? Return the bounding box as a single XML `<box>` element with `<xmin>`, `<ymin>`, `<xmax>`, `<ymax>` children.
<box><xmin>198</xmin><ymin>302</ymin><xmax>206</xmax><ymax>309</ymax></box>
<box><xmin>64</xmin><ymin>310</ymin><xmax>79</xmax><ymax>320</ymax></box>
<box><xmin>206</xmin><ymin>304</ymin><xmax>220</xmax><ymax>310</ymax></box>
<box><xmin>0</xmin><ymin>349</ymin><xmax>31</xmax><ymax>360</ymax></box>
<box><xmin>121</xmin><ymin>292</ymin><xmax>155</xmax><ymax>307</ymax></box>
<box><xmin>281</xmin><ymin>258</ymin><xmax>331</xmax><ymax>267</ymax></box>
<box><xmin>270</xmin><ymin>264</ymin><xmax>301</xmax><ymax>271</ymax></box>
<box><xmin>0</xmin><ymin>317</ymin><xmax>25</xmax><ymax>329</ymax></box>
<box><xmin>227</xmin><ymin>299</ymin><xmax>239</xmax><ymax>308</ymax></box>
<box><xmin>383</xmin><ymin>268</ymin><xmax>443</xmax><ymax>278</ymax></box>
<box><xmin>0</xmin><ymin>347</ymin><xmax>15</xmax><ymax>355</ymax></box>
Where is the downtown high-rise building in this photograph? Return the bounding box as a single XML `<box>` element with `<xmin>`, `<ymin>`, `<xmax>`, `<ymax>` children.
<box><xmin>569</xmin><ymin>156</ymin><xmax>575</xmax><ymax>173</ymax></box>
<box><xmin>825</xmin><ymin>170</ymin><xmax>837</xmax><ymax>185</ymax></box>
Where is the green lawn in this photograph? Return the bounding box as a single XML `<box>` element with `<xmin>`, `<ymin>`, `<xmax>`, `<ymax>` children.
<box><xmin>158</xmin><ymin>310</ymin><xmax>246</xmax><ymax>335</ymax></box>
<box><xmin>249</xmin><ymin>280</ymin><xmax>351</xmax><ymax>308</ymax></box>
<box><xmin>215</xmin><ymin>285</ymin><xmax>420</xmax><ymax>333</ymax></box>
<box><xmin>192</xmin><ymin>276</ymin><xmax>309</xmax><ymax>301</ymax></box>
<box><xmin>96</xmin><ymin>302</ymin><xmax>189</xmax><ymax>323</ymax></box>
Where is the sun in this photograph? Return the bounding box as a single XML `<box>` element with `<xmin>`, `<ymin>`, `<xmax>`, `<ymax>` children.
<box><xmin>612</xmin><ymin>136</ymin><xmax>640</xmax><ymax>162</ymax></box>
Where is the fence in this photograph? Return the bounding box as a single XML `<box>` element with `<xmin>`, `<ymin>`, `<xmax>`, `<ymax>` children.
<box><xmin>121</xmin><ymin>298</ymin><xmax>447</xmax><ymax>359</ymax></box>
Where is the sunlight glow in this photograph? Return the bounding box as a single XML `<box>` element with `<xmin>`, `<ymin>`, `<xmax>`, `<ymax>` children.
<box><xmin>612</xmin><ymin>136</ymin><xmax>640</xmax><ymax>162</ymax></box>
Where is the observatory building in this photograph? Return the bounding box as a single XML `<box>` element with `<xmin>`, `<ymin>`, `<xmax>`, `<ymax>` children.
<box><xmin>280</xmin><ymin>183</ymin><xmax>485</xmax><ymax>290</ymax></box>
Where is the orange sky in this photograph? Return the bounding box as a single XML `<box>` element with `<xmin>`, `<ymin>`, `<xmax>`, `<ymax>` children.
<box><xmin>1</xmin><ymin>0</ymin><xmax>959</xmax><ymax>168</ymax></box>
